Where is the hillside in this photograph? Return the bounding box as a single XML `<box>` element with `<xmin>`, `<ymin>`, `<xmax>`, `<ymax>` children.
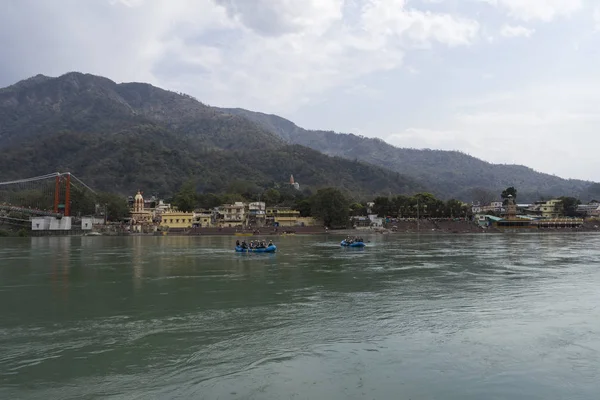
<box><xmin>0</xmin><ymin>73</ymin><xmax>422</xmax><ymax>198</ymax></box>
<box><xmin>222</xmin><ymin>108</ymin><xmax>595</xmax><ymax>202</ymax></box>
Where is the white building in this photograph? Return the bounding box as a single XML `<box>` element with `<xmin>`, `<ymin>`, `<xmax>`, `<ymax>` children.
<box><xmin>247</xmin><ymin>202</ymin><xmax>266</xmax><ymax>227</ymax></box>
<box><xmin>219</xmin><ymin>202</ymin><xmax>246</xmax><ymax>227</ymax></box>
<box><xmin>31</xmin><ymin>216</ymin><xmax>72</xmax><ymax>231</ymax></box>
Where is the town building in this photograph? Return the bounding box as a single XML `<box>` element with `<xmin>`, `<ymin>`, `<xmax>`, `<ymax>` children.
<box><xmin>576</xmin><ymin>201</ymin><xmax>600</xmax><ymax>217</ymax></box>
<box><xmin>160</xmin><ymin>211</ymin><xmax>194</xmax><ymax>230</ymax></box>
<box><xmin>247</xmin><ymin>202</ymin><xmax>266</xmax><ymax>227</ymax></box>
<box><xmin>219</xmin><ymin>202</ymin><xmax>246</xmax><ymax>227</ymax></box>
<box><xmin>267</xmin><ymin>207</ymin><xmax>300</xmax><ymax>227</ymax></box>
<box><xmin>530</xmin><ymin>199</ymin><xmax>563</xmax><ymax>218</ymax></box>
<box><xmin>193</xmin><ymin>209</ymin><xmax>216</xmax><ymax>228</ymax></box>
<box><xmin>130</xmin><ymin>191</ymin><xmax>153</xmax><ymax>232</ymax></box>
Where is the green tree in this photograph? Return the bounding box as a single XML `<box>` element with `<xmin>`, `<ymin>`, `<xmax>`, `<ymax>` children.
<box><xmin>70</xmin><ymin>187</ymin><xmax>97</xmax><ymax>216</ymax></box>
<box><xmin>350</xmin><ymin>202</ymin><xmax>367</xmax><ymax>216</ymax></box>
<box><xmin>172</xmin><ymin>181</ymin><xmax>197</xmax><ymax>212</ymax></box>
<box><xmin>97</xmin><ymin>192</ymin><xmax>130</xmax><ymax>221</ymax></box>
<box><xmin>446</xmin><ymin>199</ymin><xmax>464</xmax><ymax>218</ymax></box>
<box><xmin>295</xmin><ymin>199</ymin><xmax>312</xmax><ymax>217</ymax></box>
<box><xmin>373</xmin><ymin>196</ymin><xmax>392</xmax><ymax>217</ymax></box>
<box><xmin>262</xmin><ymin>188</ymin><xmax>281</xmax><ymax>206</ymax></box>
<box><xmin>197</xmin><ymin>193</ymin><xmax>222</xmax><ymax>209</ymax></box>
<box><xmin>559</xmin><ymin>196</ymin><xmax>581</xmax><ymax>217</ymax></box>
<box><xmin>501</xmin><ymin>187</ymin><xmax>518</xmax><ymax>202</ymax></box>
<box><xmin>311</xmin><ymin>188</ymin><xmax>350</xmax><ymax>228</ymax></box>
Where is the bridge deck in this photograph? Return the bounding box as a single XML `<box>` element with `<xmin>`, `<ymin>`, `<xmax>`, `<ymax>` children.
<box><xmin>0</xmin><ymin>205</ymin><xmax>62</xmax><ymax>218</ymax></box>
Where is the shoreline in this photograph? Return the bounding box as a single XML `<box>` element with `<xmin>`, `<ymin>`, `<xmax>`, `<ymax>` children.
<box><xmin>9</xmin><ymin>219</ymin><xmax>600</xmax><ymax>237</ymax></box>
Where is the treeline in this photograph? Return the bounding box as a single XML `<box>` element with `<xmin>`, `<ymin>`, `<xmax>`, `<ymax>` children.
<box><xmin>372</xmin><ymin>193</ymin><xmax>470</xmax><ymax>219</ymax></box>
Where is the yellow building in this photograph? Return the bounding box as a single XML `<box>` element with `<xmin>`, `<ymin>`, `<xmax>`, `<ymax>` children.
<box><xmin>536</xmin><ymin>199</ymin><xmax>563</xmax><ymax>218</ymax></box>
<box><xmin>267</xmin><ymin>207</ymin><xmax>301</xmax><ymax>227</ymax></box>
<box><xmin>297</xmin><ymin>217</ymin><xmax>318</xmax><ymax>226</ymax></box>
<box><xmin>160</xmin><ymin>211</ymin><xmax>195</xmax><ymax>229</ymax></box>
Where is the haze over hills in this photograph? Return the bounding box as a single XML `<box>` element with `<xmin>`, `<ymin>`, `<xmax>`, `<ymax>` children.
<box><xmin>222</xmin><ymin>108</ymin><xmax>597</xmax><ymax>202</ymax></box>
<box><xmin>0</xmin><ymin>72</ymin><xmax>421</xmax><ymax>198</ymax></box>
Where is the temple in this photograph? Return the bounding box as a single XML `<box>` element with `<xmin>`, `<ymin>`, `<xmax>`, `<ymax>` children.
<box><xmin>289</xmin><ymin>174</ymin><xmax>300</xmax><ymax>190</ymax></box>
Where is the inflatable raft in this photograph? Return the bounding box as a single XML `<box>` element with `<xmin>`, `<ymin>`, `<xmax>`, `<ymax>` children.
<box><xmin>235</xmin><ymin>244</ymin><xmax>277</xmax><ymax>253</ymax></box>
<box><xmin>340</xmin><ymin>240</ymin><xmax>366</xmax><ymax>248</ymax></box>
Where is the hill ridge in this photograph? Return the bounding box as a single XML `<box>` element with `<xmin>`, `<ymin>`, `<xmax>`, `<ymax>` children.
<box><xmin>0</xmin><ymin>72</ymin><xmax>423</xmax><ymax>198</ymax></box>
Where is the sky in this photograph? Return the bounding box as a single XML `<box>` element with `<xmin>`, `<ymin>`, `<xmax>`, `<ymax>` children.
<box><xmin>1</xmin><ymin>0</ymin><xmax>600</xmax><ymax>181</ymax></box>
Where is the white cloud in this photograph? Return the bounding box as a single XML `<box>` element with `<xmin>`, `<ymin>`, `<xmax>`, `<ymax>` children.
<box><xmin>500</xmin><ymin>24</ymin><xmax>535</xmax><ymax>38</ymax></box>
<box><xmin>361</xmin><ymin>0</ymin><xmax>480</xmax><ymax>47</ymax></box>
<box><xmin>594</xmin><ymin>6</ymin><xmax>600</xmax><ymax>30</ymax></box>
<box><xmin>150</xmin><ymin>0</ymin><xmax>481</xmax><ymax>110</ymax></box>
<box><xmin>215</xmin><ymin>0</ymin><xmax>344</xmax><ymax>36</ymax></box>
<box><xmin>481</xmin><ymin>0</ymin><xmax>583</xmax><ymax>22</ymax></box>
<box><xmin>1</xmin><ymin>0</ymin><xmax>599</xmax><ymax>181</ymax></box>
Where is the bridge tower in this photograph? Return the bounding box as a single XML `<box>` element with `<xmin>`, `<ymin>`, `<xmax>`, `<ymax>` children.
<box><xmin>53</xmin><ymin>173</ymin><xmax>72</xmax><ymax>216</ymax></box>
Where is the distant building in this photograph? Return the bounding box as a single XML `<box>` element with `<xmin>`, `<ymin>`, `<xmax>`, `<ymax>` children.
<box><xmin>576</xmin><ymin>201</ymin><xmax>600</xmax><ymax>217</ymax></box>
<box><xmin>247</xmin><ymin>202</ymin><xmax>266</xmax><ymax>227</ymax></box>
<box><xmin>267</xmin><ymin>207</ymin><xmax>301</xmax><ymax>227</ymax></box>
<box><xmin>193</xmin><ymin>209</ymin><xmax>216</xmax><ymax>228</ymax></box>
<box><xmin>530</xmin><ymin>199</ymin><xmax>563</xmax><ymax>218</ymax></box>
<box><xmin>219</xmin><ymin>202</ymin><xmax>246</xmax><ymax>227</ymax></box>
<box><xmin>130</xmin><ymin>191</ymin><xmax>153</xmax><ymax>231</ymax></box>
<box><xmin>160</xmin><ymin>211</ymin><xmax>194</xmax><ymax>230</ymax></box>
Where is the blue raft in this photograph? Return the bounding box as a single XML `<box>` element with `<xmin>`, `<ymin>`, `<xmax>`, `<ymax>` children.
<box><xmin>341</xmin><ymin>240</ymin><xmax>366</xmax><ymax>248</ymax></box>
<box><xmin>235</xmin><ymin>244</ymin><xmax>277</xmax><ymax>253</ymax></box>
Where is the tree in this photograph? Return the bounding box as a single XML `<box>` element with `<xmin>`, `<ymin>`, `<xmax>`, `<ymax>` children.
<box><xmin>559</xmin><ymin>196</ymin><xmax>581</xmax><ymax>217</ymax></box>
<box><xmin>197</xmin><ymin>193</ymin><xmax>222</xmax><ymax>209</ymax></box>
<box><xmin>97</xmin><ymin>192</ymin><xmax>130</xmax><ymax>221</ymax></box>
<box><xmin>446</xmin><ymin>199</ymin><xmax>464</xmax><ymax>218</ymax></box>
<box><xmin>70</xmin><ymin>187</ymin><xmax>97</xmax><ymax>216</ymax></box>
<box><xmin>350</xmin><ymin>202</ymin><xmax>367</xmax><ymax>216</ymax></box>
<box><xmin>295</xmin><ymin>199</ymin><xmax>312</xmax><ymax>217</ymax></box>
<box><xmin>172</xmin><ymin>181</ymin><xmax>197</xmax><ymax>212</ymax></box>
<box><xmin>311</xmin><ymin>188</ymin><xmax>350</xmax><ymax>228</ymax></box>
<box><xmin>262</xmin><ymin>188</ymin><xmax>281</xmax><ymax>206</ymax></box>
<box><xmin>501</xmin><ymin>187</ymin><xmax>518</xmax><ymax>201</ymax></box>
<box><xmin>373</xmin><ymin>196</ymin><xmax>392</xmax><ymax>217</ymax></box>
<box><xmin>470</xmin><ymin>187</ymin><xmax>496</xmax><ymax>206</ymax></box>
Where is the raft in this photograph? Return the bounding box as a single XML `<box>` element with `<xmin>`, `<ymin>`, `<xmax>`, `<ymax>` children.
<box><xmin>340</xmin><ymin>240</ymin><xmax>366</xmax><ymax>248</ymax></box>
<box><xmin>235</xmin><ymin>244</ymin><xmax>277</xmax><ymax>253</ymax></box>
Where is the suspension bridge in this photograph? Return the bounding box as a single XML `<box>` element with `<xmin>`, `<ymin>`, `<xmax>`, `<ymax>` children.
<box><xmin>0</xmin><ymin>172</ymin><xmax>98</xmax><ymax>228</ymax></box>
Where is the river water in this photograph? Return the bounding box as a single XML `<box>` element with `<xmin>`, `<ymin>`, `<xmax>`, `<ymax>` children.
<box><xmin>1</xmin><ymin>234</ymin><xmax>599</xmax><ymax>399</ymax></box>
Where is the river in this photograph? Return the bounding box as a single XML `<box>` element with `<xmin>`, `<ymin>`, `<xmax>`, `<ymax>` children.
<box><xmin>1</xmin><ymin>234</ymin><xmax>599</xmax><ymax>399</ymax></box>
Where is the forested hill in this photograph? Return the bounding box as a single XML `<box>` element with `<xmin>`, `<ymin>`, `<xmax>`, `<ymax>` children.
<box><xmin>0</xmin><ymin>72</ymin><xmax>422</xmax><ymax>198</ymax></box>
<box><xmin>222</xmin><ymin>108</ymin><xmax>597</xmax><ymax>202</ymax></box>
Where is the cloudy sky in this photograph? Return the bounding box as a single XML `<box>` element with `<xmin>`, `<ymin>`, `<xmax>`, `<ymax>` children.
<box><xmin>1</xmin><ymin>0</ymin><xmax>599</xmax><ymax>181</ymax></box>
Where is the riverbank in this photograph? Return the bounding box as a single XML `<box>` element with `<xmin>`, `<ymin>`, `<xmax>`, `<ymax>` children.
<box><xmin>8</xmin><ymin>220</ymin><xmax>600</xmax><ymax>238</ymax></box>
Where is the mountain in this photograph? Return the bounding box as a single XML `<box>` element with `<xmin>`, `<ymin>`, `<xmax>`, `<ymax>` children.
<box><xmin>221</xmin><ymin>108</ymin><xmax>595</xmax><ymax>202</ymax></box>
<box><xmin>0</xmin><ymin>72</ymin><xmax>422</xmax><ymax>198</ymax></box>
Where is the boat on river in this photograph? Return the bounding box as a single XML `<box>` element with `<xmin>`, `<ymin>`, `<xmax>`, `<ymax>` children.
<box><xmin>340</xmin><ymin>240</ymin><xmax>366</xmax><ymax>248</ymax></box>
<box><xmin>235</xmin><ymin>244</ymin><xmax>277</xmax><ymax>253</ymax></box>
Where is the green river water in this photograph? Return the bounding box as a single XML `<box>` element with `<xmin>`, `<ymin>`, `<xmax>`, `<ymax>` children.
<box><xmin>1</xmin><ymin>234</ymin><xmax>599</xmax><ymax>399</ymax></box>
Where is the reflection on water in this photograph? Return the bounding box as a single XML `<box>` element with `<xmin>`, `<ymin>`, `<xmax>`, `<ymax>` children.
<box><xmin>1</xmin><ymin>233</ymin><xmax>600</xmax><ymax>399</ymax></box>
